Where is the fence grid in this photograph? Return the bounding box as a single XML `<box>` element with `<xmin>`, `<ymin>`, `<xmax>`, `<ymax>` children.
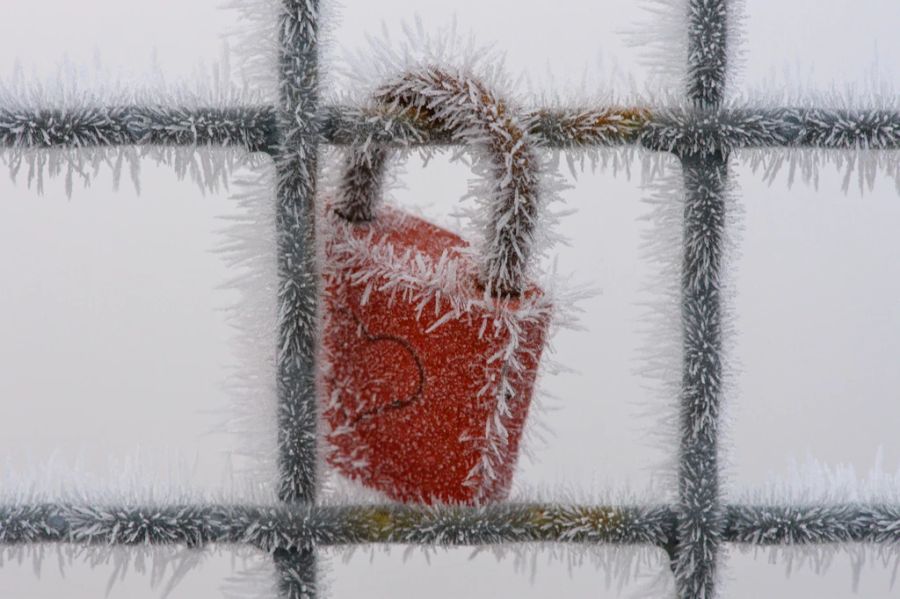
<box><xmin>1</xmin><ymin>1</ymin><xmax>899</xmax><ymax>598</ymax></box>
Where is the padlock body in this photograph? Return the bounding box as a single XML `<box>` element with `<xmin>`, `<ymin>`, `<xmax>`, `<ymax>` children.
<box><xmin>322</xmin><ymin>208</ymin><xmax>549</xmax><ymax>505</ymax></box>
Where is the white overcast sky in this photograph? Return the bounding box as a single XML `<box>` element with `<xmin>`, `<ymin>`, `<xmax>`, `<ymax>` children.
<box><xmin>0</xmin><ymin>1</ymin><xmax>898</xmax><ymax>598</ymax></box>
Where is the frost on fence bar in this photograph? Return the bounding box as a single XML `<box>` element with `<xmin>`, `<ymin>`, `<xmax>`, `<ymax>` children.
<box><xmin>2</xmin><ymin>105</ymin><xmax>897</xmax><ymax>153</ymax></box>
<box><xmin>0</xmin><ymin>106</ymin><xmax>276</xmax><ymax>151</ymax></box>
<box><xmin>725</xmin><ymin>504</ymin><xmax>900</xmax><ymax>546</ymax></box>
<box><xmin>274</xmin><ymin>0</ymin><xmax>322</xmax><ymax>597</ymax></box>
<box><xmin>675</xmin><ymin>1</ymin><xmax>731</xmax><ymax>597</ymax></box>
<box><xmin>319</xmin><ymin>104</ymin><xmax>650</xmax><ymax>149</ymax></box>
<box><xmin>642</xmin><ymin>107</ymin><xmax>900</xmax><ymax>153</ymax></box>
<box><xmin>274</xmin><ymin>0</ymin><xmax>320</xmax><ymax>510</ymax></box>
<box><xmin>675</xmin><ymin>150</ymin><xmax>728</xmax><ymax>599</ymax></box>
<box><xmin>5</xmin><ymin>502</ymin><xmax>900</xmax><ymax>549</ymax></box>
<box><xmin>0</xmin><ymin>503</ymin><xmax>674</xmax><ymax>549</ymax></box>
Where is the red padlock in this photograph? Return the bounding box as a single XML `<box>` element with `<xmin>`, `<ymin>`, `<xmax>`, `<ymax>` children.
<box><xmin>321</xmin><ymin>68</ymin><xmax>552</xmax><ymax>505</ymax></box>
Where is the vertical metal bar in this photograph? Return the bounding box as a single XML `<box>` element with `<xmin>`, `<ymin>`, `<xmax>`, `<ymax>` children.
<box><xmin>275</xmin><ymin>0</ymin><xmax>321</xmax><ymax>597</ymax></box>
<box><xmin>676</xmin><ymin>151</ymin><xmax>727</xmax><ymax>598</ymax></box>
<box><xmin>676</xmin><ymin>1</ymin><xmax>729</xmax><ymax>597</ymax></box>
<box><xmin>685</xmin><ymin>0</ymin><xmax>729</xmax><ymax>108</ymax></box>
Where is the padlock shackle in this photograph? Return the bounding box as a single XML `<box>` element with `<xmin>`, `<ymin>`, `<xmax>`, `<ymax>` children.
<box><xmin>333</xmin><ymin>67</ymin><xmax>541</xmax><ymax>297</ymax></box>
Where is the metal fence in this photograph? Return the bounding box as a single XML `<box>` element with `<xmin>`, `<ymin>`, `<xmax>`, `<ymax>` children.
<box><xmin>1</xmin><ymin>1</ymin><xmax>899</xmax><ymax>598</ymax></box>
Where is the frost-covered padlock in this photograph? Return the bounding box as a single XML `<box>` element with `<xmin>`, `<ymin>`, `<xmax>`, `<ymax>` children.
<box><xmin>321</xmin><ymin>68</ymin><xmax>552</xmax><ymax>505</ymax></box>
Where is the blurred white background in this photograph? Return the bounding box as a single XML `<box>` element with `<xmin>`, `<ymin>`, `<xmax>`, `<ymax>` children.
<box><xmin>0</xmin><ymin>0</ymin><xmax>898</xmax><ymax>597</ymax></box>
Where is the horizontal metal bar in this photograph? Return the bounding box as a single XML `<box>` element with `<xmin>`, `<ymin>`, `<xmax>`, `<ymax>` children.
<box><xmin>2</xmin><ymin>105</ymin><xmax>897</xmax><ymax>153</ymax></box>
<box><xmin>4</xmin><ymin>502</ymin><xmax>900</xmax><ymax>550</ymax></box>
<box><xmin>0</xmin><ymin>106</ymin><xmax>277</xmax><ymax>153</ymax></box>
<box><xmin>644</xmin><ymin>107</ymin><xmax>900</xmax><ymax>153</ymax></box>
<box><xmin>323</xmin><ymin>106</ymin><xmax>900</xmax><ymax>152</ymax></box>
<box><xmin>724</xmin><ymin>503</ymin><xmax>900</xmax><ymax>545</ymax></box>
<box><xmin>0</xmin><ymin>503</ymin><xmax>672</xmax><ymax>550</ymax></box>
<box><xmin>319</xmin><ymin>105</ymin><xmax>649</xmax><ymax>148</ymax></box>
